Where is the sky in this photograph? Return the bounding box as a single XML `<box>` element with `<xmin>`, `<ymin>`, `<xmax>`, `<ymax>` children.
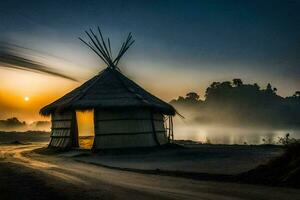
<box><xmin>0</xmin><ymin>0</ymin><xmax>299</xmax><ymax>122</ymax></box>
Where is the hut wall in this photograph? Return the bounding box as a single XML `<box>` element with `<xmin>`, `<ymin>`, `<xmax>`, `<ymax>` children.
<box><xmin>153</xmin><ymin>113</ymin><xmax>168</xmax><ymax>145</ymax></box>
<box><xmin>93</xmin><ymin>109</ymin><xmax>168</xmax><ymax>149</ymax></box>
<box><xmin>49</xmin><ymin>111</ymin><xmax>76</xmax><ymax>148</ymax></box>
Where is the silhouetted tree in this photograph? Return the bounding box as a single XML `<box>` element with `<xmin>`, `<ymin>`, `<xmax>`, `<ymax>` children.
<box><xmin>0</xmin><ymin>117</ymin><xmax>26</xmax><ymax>128</ymax></box>
<box><xmin>220</xmin><ymin>81</ymin><xmax>232</xmax><ymax>88</ymax></box>
<box><xmin>293</xmin><ymin>91</ymin><xmax>300</xmax><ymax>97</ymax></box>
<box><xmin>170</xmin><ymin>79</ymin><xmax>300</xmax><ymax>127</ymax></box>
<box><xmin>265</xmin><ymin>83</ymin><xmax>277</xmax><ymax>95</ymax></box>
<box><xmin>253</xmin><ymin>83</ymin><xmax>260</xmax><ymax>90</ymax></box>
<box><xmin>172</xmin><ymin>96</ymin><xmax>185</xmax><ymax>103</ymax></box>
<box><xmin>266</xmin><ymin>83</ymin><xmax>272</xmax><ymax>91</ymax></box>
<box><xmin>186</xmin><ymin>92</ymin><xmax>199</xmax><ymax>101</ymax></box>
<box><xmin>233</xmin><ymin>78</ymin><xmax>243</xmax><ymax>87</ymax></box>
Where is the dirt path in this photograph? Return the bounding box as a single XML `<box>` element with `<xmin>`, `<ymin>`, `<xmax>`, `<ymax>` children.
<box><xmin>0</xmin><ymin>143</ymin><xmax>299</xmax><ymax>200</ymax></box>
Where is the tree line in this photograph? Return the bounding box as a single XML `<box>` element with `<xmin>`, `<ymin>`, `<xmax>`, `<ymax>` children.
<box><xmin>170</xmin><ymin>79</ymin><xmax>300</xmax><ymax>128</ymax></box>
<box><xmin>0</xmin><ymin>117</ymin><xmax>50</xmax><ymax>131</ymax></box>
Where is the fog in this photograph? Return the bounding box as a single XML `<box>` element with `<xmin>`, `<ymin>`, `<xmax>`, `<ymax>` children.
<box><xmin>0</xmin><ymin>117</ymin><xmax>50</xmax><ymax>132</ymax></box>
<box><xmin>174</xmin><ymin>121</ymin><xmax>300</xmax><ymax>144</ymax></box>
<box><xmin>172</xmin><ymin>106</ymin><xmax>300</xmax><ymax>144</ymax></box>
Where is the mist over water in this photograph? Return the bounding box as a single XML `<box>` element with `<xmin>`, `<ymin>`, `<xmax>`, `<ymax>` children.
<box><xmin>170</xmin><ymin>79</ymin><xmax>300</xmax><ymax>144</ymax></box>
<box><xmin>173</xmin><ymin>117</ymin><xmax>300</xmax><ymax>144</ymax></box>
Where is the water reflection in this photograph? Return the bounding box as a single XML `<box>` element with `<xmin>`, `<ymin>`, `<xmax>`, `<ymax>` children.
<box><xmin>173</xmin><ymin>123</ymin><xmax>300</xmax><ymax>144</ymax></box>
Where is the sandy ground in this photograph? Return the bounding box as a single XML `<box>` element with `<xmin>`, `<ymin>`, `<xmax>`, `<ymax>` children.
<box><xmin>72</xmin><ymin>144</ymin><xmax>283</xmax><ymax>175</ymax></box>
<box><xmin>0</xmin><ymin>131</ymin><xmax>50</xmax><ymax>144</ymax></box>
<box><xmin>0</xmin><ymin>143</ymin><xmax>299</xmax><ymax>200</ymax></box>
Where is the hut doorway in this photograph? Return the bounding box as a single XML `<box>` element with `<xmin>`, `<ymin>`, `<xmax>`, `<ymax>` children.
<box><xmin>76</xmin><ymin>110</ymin><xmax>95</xmax><ymax>149</ymax></box>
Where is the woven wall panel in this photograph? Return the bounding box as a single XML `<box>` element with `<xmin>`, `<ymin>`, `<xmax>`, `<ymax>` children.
<box><xmin>52</xmin><ymin>121</ymin><xmax>72</xmax><ymax>129</ymax></box>
<box><xmin>153</xmin><ymin>113</ymin><xmax>168</xmax><ymax>145</ymax></box>
<box><xmin>94</xmin><ymin>134</ymin><xmax>156</xmax><ymax>149</ymax></box>
<box><xmin>51</xmin><ymin>112</ymin><xmax>73</xmax><ymax>120</ymax></box>
<box><xmin>156</xmin><ymin>131</ymin><xmax>168</xmax><ymax>145</ymax></box>
<box><xmin>49</xmin><ymin>137</ymin><xmax>71</xmax><ymax>148</ymax></box>
<box><xmin>95</xmin><ymin>109</ymin><xmax>151</xmax><ymax>120</ymax></box>
<box><xmin>153</xmin><ymin>119</ymin><xmax>165</xmax><ymax>132</ymax></box>
<box><xmin>96</xmin><ymin>120</ymin><xmax>153</xmax><ymax>134</ymax></box>
<box><xmin>51</xmin><ymin>129</ymin><xmax>71</xmax><ymax>137</ymax></box>
<box><xmin>94</xmin><ymin>109</ymin><xmax>168</xmax><ymax>149</ymax></box>
<box><xmin>49</xmin><ymin>112</ymin><xmax>73</xmax><ymax>148</ymax></box>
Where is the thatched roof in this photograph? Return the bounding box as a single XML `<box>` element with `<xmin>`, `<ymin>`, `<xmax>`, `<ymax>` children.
<box><xmin>40</xmin><ymin>28</ymin><xmax>176</xmax><ymax>116</ymax></box>
<box><xmin>40</xmin><ymin>67</ymin><xmax>176</xmax><ymax>116</ymax></box>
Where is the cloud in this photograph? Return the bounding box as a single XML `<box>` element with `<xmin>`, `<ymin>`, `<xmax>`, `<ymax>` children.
<box><xmin>0</xmin><ymin>43</ymin><xmax>78</xmax><ymax>81</ymax></box>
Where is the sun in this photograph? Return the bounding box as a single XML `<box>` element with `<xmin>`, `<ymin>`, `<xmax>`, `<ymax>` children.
<box><xmin>24</xmin><ymin>96</ymin><xmax>30</xmax><ymax>102</ymax></box>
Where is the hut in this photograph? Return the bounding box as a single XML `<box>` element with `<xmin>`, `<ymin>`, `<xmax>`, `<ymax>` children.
<box><xmin>40</xmin><ymin>28</ymin><xmax>176</xmax><ymax>150</ymax></box>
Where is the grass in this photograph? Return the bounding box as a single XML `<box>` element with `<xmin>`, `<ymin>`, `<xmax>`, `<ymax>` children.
<box><xmin>239</xmin><ymin>142</ymin><xmax>300</xmax><ymax>188</ymax></box>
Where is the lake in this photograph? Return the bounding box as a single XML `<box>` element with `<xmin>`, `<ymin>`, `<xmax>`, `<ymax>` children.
<box><xmin>173</xmin><ymin>120</ymin><xmax>300</xmax><ymax>144</ymax></box>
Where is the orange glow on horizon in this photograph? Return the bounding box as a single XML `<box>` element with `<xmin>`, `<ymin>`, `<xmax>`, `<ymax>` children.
<box><xmin>1</xmin><ymin>59</ymin><xmax>293</xmax><ymax>123</ymax></box>
<box><xmin>0</xmin><ymin>67</ymin><xmax>79</xmax><ymax>122</ymax></box>
<box><xmin>1</xmin><ymin>64</ymin><xmax>204</xmax><ymax>122</ymax></box>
